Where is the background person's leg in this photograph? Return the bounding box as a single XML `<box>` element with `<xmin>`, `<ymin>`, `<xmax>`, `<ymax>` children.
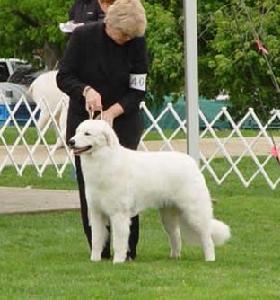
<box><xmin>127</xmin><ymin>215</ymin><xmax>139</xmax><ymax>259</ymax></box>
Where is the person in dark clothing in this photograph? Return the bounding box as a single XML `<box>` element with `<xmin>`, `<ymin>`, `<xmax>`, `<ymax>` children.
<box><xmin>57</xmin><ymin>0</ymin><xmax>148</xmax><ymax>260</ymax></box>
<box><xmin>69</xmin><ymin>0</ymin><xmax>104</xmax><ymax>23</ymax></box>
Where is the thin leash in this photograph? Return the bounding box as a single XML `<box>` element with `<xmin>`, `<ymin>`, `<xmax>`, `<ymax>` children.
<box><xmin>88</xmin><ymin>110</ymin><xmax>103</xmax><ymax>120</ymax></box>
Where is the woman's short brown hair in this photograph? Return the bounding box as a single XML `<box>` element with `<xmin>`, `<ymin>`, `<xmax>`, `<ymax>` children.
<box><xmin>105</xmin><ymin>0</ymin><xmax>146</xmax><ymax>38</ymax></box>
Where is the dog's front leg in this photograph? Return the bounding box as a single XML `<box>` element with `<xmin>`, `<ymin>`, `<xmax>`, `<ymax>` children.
<box><xmin>90</xmin><ymin>211</ymin><xmax>108</xmax><ymax>262</ymax></box>
<box><xmin>111</xmin><ymin>213</ymin><xmax>131</xmax><ymax>264</ymax></box>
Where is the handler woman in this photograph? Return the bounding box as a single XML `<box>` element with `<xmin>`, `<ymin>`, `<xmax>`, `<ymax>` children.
<box><xmin>57</xmin><ymin>0</ymin><xmax>148</xmax><ymax>260</ymax></box>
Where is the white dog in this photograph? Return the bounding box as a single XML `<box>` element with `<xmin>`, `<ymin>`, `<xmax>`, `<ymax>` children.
<box><xmin>28</xmin><ymin>70</ymin><xmax>69</xmax><ymax>148</ymax></box>
<box><xmin>69</xmin><ymin>120</ymin><xmax>230</xmax><ymax>264</ymax></box>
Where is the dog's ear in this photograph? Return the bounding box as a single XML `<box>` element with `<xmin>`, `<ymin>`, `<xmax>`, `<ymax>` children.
<box><xmin>102</xmin><ymin>126</ymin><xmax>119</xmax><ymax>147</ymax></box>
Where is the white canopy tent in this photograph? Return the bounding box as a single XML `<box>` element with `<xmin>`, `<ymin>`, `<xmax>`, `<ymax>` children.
<box><xmin>183</xmin><ymin>0</ymin><xmax>200</xmax><ymax>163</ymax></box>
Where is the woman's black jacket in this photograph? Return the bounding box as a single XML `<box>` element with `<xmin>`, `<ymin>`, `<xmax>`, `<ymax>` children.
<box><xmin>57</xmin><ymin>22</ymin><xmax>148</xmax><ymax>147</ymax></box>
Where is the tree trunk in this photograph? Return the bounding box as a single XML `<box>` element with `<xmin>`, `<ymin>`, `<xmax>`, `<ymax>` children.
<box><xmin>43</xmin><ymin>41</ymin><xmax>60</xmax><ymax>70</ymax></box>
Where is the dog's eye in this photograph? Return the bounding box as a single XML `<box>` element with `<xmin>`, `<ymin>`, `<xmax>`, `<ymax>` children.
<box><xmin>85</xmin><ymin>132</ymin><xmax>91</xmax><ymax>136</ymax></box>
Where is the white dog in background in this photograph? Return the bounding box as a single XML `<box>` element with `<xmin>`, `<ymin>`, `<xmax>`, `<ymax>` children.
<box><xmin>28</xmin><ymin>70</ymin><xmax>69</xmax><ymax>148</ymax></box>
<box><xmin>69</xmin><ymin>120</ymin><xmax>230</xmax><ymax>264</ymax></box>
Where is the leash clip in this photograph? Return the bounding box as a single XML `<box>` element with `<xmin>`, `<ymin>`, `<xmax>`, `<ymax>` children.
<box><xmin>88</xmin><ymin>110</ymin><xmax>103</xmax><ymax>120</ymax></box>
<box><xmin>88</xmin><ymin>110</ymin><xmax>94</xmax><ymax>120</ymax></box>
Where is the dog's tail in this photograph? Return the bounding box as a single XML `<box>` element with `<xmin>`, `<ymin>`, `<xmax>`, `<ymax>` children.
<box><xmin>210</xmin><ymin>219</ymin><xmax>231</xmax><ymax>245</ymax></box>
<box><xmin>180</xmin><ymin>218</ymin><xmax>231</xmax><ymax>246</ymax></box>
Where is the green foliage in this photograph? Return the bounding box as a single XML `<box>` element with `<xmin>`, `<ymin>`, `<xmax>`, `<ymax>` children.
<box><xmin>0</xmin><ymin>0</ymin><xmax>280</xmax><ymax>113</ymax></box>
<box><xmin>0</xmin><ymin>0</ymin><xmax>184</xmax><ymax>105</ymax></box>
<box><xmin>198</xmin><ymin>0</ymin><xmax>280</xmax><ymax>117</ymax></box>
<box><xmin>148</xmin><ymin>0</ymin><xmax>280</xmax><ymax>115</ymax></box>
<box><xmin>0</xmin><ymin>0</ymin><xmax>72</xmax><ymax>63</ymax></box>
<box><xmin>144</xmin><ymin>1</ymin><xmax>184</xmax><ymax>105</ymax></box>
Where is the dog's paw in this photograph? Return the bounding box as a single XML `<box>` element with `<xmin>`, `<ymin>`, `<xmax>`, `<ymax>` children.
<box><xmin>113</xmin><ymin>253</ymin><xmax>126</xmax><ymax>264</ymax></box>
<box><xmin>205</xmin><ymin>257</ymin><xmax>215</xmax><ymax>262</ymax></box>
<box><xmin>90</xmin><ymin>253</ymin><xmax>101</xmax><ymax>262</ymax></box>
<box><xmin>205</xmin><ymin>253</ymin><xmax>215</xmax><ymax>262</ymax></box>
<box><xmin>169</xmin><ymin>248</ymin><xmax>181</xmax><ymax>259</ymax></box>
<box><xmin>170</xmin><ymin>252</ymin><xmax>181</xmax><ymax>259</ymax></box>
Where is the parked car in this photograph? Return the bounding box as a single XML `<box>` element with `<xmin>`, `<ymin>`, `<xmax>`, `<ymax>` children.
<box><xmin>0</xmin><ymin>58</ymin><xmax>43</xmax><ymax>126</ymax></box>
<box><xmin>0</xmin><ymin>58</ymin><xmax>44</xmax><ymax>85</ymax></box>
<box><xmin>0</xmin><ymin>58</ymin><xmax>30</xmax><ymax>82</ymax></box>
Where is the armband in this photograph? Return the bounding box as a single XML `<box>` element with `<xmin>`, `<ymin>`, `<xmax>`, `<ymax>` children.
<box><xmin>129</xmin><ymin>74</ymin><xmax>147</xmax><ymax>91</ymax></box>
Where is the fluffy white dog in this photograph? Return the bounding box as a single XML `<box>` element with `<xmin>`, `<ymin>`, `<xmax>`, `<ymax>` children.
<box><xmin>28</xmin><ymin>70</ymin><xmax>69</xmax><ymax>148</ymax></box>
<box><xmin>69</xmin><ymin>120</ymin><xmax>230</xmax><ymax>264</ymax></box>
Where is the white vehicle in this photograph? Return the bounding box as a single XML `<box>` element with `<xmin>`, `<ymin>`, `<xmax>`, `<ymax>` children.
<box><xmin>0</xmin><ymin>58</ymin><xmax>30</xmax><ymax>82</ymax></box>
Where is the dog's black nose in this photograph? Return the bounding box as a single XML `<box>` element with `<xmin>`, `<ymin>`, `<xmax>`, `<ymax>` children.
<box><xmin>68</xmin><ymin>138</ymin><xmax>75</xmax><ymax>147</ymax></box>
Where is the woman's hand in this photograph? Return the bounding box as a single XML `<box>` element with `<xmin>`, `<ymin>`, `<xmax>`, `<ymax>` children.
<box><xmin>102</xmin><ymin>103</ymin><xmax>124</xmax><ymax>127</ymax></box>
<box><xmin>83</xmin><ymin>87</ymin><xmax>102</xmax><ymax>114</ymax></box>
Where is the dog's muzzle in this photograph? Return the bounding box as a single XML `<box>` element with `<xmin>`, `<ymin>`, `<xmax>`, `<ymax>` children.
<box><xmin>68</xmin><ymin>138</ymin><xmax>92</xmax><ymax>155</ymax></box>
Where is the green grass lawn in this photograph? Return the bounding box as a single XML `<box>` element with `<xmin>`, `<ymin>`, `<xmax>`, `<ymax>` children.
<box><xmin>0</xmin><ymin>159</ymin><xmax>280</xmax><ymax>299</ymax></box>
<box><xmin>145</xmin><ymin>128</ymin><xmax>280</xmax><ymax>140</ymax></box>
<box><xmin>0</xmin><ymin>188</ymin><xmax>279</xmax><ymax>299</ymax></box>
<box><xmin>0</xmin><ymin>164</ymin><xmax>77</xmax><ymax>190</ymax></box>
<box><xmin>1</xmin><ymin>126</ymin><xmax>279</xmax><ymax>145</ymax></box>
<box><xmin>0</xmin><ymin>127</ymin><xmax>57</xmax><ymax>145</ymax></box>
<box><xmin>0</xmin><ymin>155</ymin><xmax>279</xmax><ymax>190</ymax></box>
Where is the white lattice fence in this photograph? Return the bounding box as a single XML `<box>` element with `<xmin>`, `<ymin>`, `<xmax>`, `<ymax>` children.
<box><xmin>0</xmin><ymin>94</ymin><xmax>279</xmax><ymax>189</ymax></box>
<box><xmin>0</xmin><ymin>93</ymin><xmax>73</xmax><ymax>177</ymax></box>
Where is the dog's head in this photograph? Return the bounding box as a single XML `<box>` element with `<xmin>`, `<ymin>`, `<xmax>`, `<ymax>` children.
<box><xmin>68</xmin><ymin>120</ymin><xmax>119</xmax><ymax>155</ymax></box>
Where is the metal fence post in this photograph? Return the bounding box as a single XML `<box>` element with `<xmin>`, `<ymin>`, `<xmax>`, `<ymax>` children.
<box><xmin>183</xmin><ymin>0</ymin><xmax>200</xmax><ymax>164</ymax></box>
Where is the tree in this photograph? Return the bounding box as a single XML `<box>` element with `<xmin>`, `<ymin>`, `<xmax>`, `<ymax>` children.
<box><xmin>0</xmin><ymin>0</ymin><xmax>72</xmax><ymax>69</ymax></box>
<box><xmin>1</xmin><ymin>0</ymin><xmax>279</xmax><ymax>114</ymax></box>
<box><xmin>0</xmin><ymin>0</ymin><xmax>183</xmax><ymax>104</ymax></box>
<box><xmin>144</xmin><ymin>1</ymin><xmax>184</xmax><ymax>105</ymax></box>
<box><xmin>198</xmin><ymin>0</ymin><xmax>280</xmax><ymax>116</ymax></box>
<box><xmin>146</xmin><ymin>0</ymin><xmax>280</xmax><ymax>115</ymax></box>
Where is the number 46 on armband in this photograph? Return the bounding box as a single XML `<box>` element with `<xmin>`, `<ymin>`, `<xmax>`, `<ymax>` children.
<box><xmin>129</xmin><ymin>74</ymin><xmax>147</xmax><ymax>91</ymax></box>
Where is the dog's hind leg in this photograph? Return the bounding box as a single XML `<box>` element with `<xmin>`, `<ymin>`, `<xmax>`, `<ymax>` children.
<box><xmin>159</xmin><ymin>207</ymin><xmax>181</xmax><ymax>259</ymax></box>
<box><xmin>111</xmin><ymin>213</ymin><xmax>131</xmax><ymax>264</ymax></box>
<box><xmin>200</xmin><ymin>231</ymin><xmax>215</xmax><ymax>262</ymax></box>
<box><xmin>53</xmin><ymin>109</ymin><xmax>63</xmax><ymax>148</ymax></box>
<box><xmin>37</xmin><ymin>110</ymin><xmax>49</xmax><ymax>131</ymax></box>
<box><xmin>180</xmin><ymin>213</ymin><xmax>215</xmax><ymax>262</ymax></box>
<box><xmin>56</xmin><ymin>104</ymin><xmax>67</xmax><ymax>148</ymax></box>
<box><xmin>90</xmin><ymin>211</ymin><xmax>108</xmax><ymax>262</ymax></box>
